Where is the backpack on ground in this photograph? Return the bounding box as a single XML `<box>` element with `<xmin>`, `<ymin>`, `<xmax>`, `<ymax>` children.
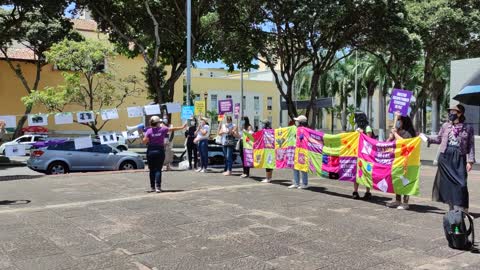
<box><xmin>443</xmin><ymin>209</ymin><xmax>477</xmax><ymax>251</ymax></box>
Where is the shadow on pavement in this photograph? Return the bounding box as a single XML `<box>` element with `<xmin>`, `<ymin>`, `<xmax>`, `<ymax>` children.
<box><xmin>0</xmin><ymin>200</ymin><xmax>31</xmax><ymax>206</ymax></box>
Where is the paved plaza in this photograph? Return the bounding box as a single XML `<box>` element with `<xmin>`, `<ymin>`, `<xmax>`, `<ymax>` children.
<box><xmin>0</xmin><ymin>166</ymin><xmax>479</xmax><ymax>270</ymax></box>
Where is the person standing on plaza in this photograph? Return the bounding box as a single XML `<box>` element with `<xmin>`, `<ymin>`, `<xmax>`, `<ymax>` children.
<box><xmin>237</xmin><ymin>116</ymin><xmax>254</xmax><ymax>178</ymax></box>
<box><xmin>353</xmin><ymin>112</ymin><xmax>374</xmax><ymax>200</ymax></box>
<box><xmin>428</xmin><ymin>104</ymin><xmax>475</xmax><ymax>212</ymax></box>
<box><xmin>260</xmin><ymin>119</ymin><xmax>274</xmax><ymax>183</ymax></box>
<box><xmin>185</xmin><ymin>117</ymin><xmax>198</xmax><ymax>170</ymax></box>
<box><xmin>142</xmin><ymin>116</ymin><xmax>186</xmax><ymax>193</ymax></box>
<box><xmin>195</xmin><ymin>117</ymin><xmax>210</xmax><ymax>173</ymax></box>
<box><xmin>0</xmin><ymin>120</ymin><xmax>6</xmax><ymax>144</ymax></box>
<box><xmin>289</xmin><ymin>115</ymin><xmax>309</xmax><ymax>189</ymax></box>
<box><xmin>386</xmin><ymin>113</ymin><xmax>416</xmax><ymax>210</ymax></box>
<box><xmin>160</xmin><ymin>116</ymin><xmax>173</xmax><ymax>172</ymax></box>
<box><xmin>218</xmin><ymin>116</ymin><xmax>237</xmax><ymax>176</ymax></box>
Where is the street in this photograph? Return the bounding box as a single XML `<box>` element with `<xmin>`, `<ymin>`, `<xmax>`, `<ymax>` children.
<box><xmin>0</xmin><ymin>166</ymin><xmax>479</xmax><ymax>270</ymax></box>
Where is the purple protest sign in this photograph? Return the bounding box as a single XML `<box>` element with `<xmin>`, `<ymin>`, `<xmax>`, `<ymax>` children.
<box><xmin>234</xmin><ymin>103</ymin><xmax>240</xmax><ymax>119</ymax></box>
<box><xmin>218</xmin><ymin>99</ymin><xmax>233</xmax><ymax>114</ymax></box>
<box><xmin>388</xmin><ymin>89</ymin><xmax>412</xmax><ymax>116</ymax></box>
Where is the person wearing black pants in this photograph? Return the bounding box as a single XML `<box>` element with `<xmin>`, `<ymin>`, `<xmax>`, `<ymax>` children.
<box><xmin>185</xmin><ymin>118</ymin><xmax>198</xmax><ymax>170</ymax></box>
<box><xmin>142</xmin><ymin>116</ymin><xmax>186</xmax><ymax>193</ymax></box>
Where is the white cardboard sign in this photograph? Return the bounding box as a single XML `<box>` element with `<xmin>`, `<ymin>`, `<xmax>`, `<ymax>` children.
<box><xmin>54</xmin><ymin>113</ymin><xmax>73</xmax><ymax>125</ymax></box>
<box><xmin>27</xmin><ymin>114</ymin><xmax>48</xmax><ymax>126</ymax></box>
<box><xmin>74</xmin><ymin>136</ymin><xmax>93</xmax><ymax>150</ymax></box>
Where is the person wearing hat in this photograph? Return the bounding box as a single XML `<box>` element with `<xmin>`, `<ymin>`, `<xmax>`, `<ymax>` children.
<box><xmin>289</xmin><ymin>115</ymin><xmax>309</xmax><ymax>189</ymax></box>
<box><xmin>194</xmin><ymin>117</ymin><xmax>211</xmax><ymax>172</ymax></box>
<box><xmin>428</xmin><ymin>104</ymin><xmax>475</xmax><ymax>212</ymax></box>
<box><xmin>260</xmin><ymin>119</ymin><xmax>274</xmax><ymax>183</ymax></box>
<box><xmin>142</xmin><ymin>116</ymin><xmax>186</xmax><ymax>193</ymax></box>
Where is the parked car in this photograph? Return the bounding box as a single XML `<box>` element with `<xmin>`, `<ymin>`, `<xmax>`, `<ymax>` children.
<box><xmin>177</xmin><ymin>140</ymin><xmax>242</xmax><ymax>167</ymax></box>
<box><xmin>94</xmin><ymin>134</ymin><xmax>129</xmax><ymax>151</ymax></box>
<box><xmin>27</xmin><ymin>140</ymin><xmax>144</xmax><ymax>175</ymax></box>
<box><xmin>0</xmin><ymin>134</ymin><xmax>48</xmax><ymax>155</ymax></box>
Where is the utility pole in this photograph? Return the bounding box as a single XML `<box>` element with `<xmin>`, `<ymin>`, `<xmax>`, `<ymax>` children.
<box><xmin>354</xmin><ymin>50</ymin><xmax>358</xmax><ymax>110</ymax></box>
<box><xmin>240</xmin><ymin>68</ymin><xmax>244</xmax><ymax>119</ymax></box>
<box><xmin>186</xmin><ymin>0</ymin><xmax>192</xmax><ymax>106</ymax></box>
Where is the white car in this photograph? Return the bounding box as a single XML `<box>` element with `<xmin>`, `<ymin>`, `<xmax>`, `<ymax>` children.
<box><xmin>0</xmin><ymin>135</ymin><xmax>48</xmax><ymax>156</ymax></box>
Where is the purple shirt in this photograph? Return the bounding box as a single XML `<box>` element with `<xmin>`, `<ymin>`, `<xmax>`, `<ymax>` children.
<box><xmin>428</xmin><ymin>122</ymin><xmax>475</xmax><ymax>163</ymax></box>
<box><xmin>145</xmin><ymin>127</ymin><xmax>169</xmax><ymax>146</ymax></box>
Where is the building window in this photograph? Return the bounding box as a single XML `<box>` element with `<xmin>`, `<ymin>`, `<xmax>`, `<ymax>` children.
<box><xmin>254</xmin><ymin>116</ymin><xmax>260</xmax><ymax>131</ymax></box>
<box><xmin>242</xmin><ymin>96</ymin><xmax>246</xmax><ymax>110</ymax></box>
<box><xmin>211</xmin><ymin>94</ymin><xmax>217</xmax><ymax>111</ymax></box>
<box><xmin>267</xmin><ymin>97</ymin><xmax>272</xmax><ymax>110</ymax></box>
<box><xmin>254</xmin><ymin>96</ymin><xmax>260</xmax><ymax>111</ymax></box>
<box><xmin>210</xmin><ymin>72</ymin><xmax>214</xmax><ymax>77</ymax></box>
<box><xmin>226</xmin><ymin>95</ymin><xmax>232</xmax><ymax>99</ymax></box>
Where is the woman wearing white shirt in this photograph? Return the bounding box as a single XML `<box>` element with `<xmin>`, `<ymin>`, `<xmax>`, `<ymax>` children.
<box><xmin>194</xmin><ymin>117</ymin><xmax>210</xmax><ymax>173</ymax></box>
<box><xmin>218</xmin><ymin>116</ymin><xmax>237</xmax><ymax>176</ymax></box>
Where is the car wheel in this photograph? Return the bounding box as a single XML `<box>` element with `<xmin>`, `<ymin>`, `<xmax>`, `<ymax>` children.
<box><xmin>117</xmin><ymin>145</ymin><xmax>128</xmax><ymax>152</ymax></box>
<box><xmin>46</xmin><ymin>161</ymin><xmax>69</xmax><ymax>175</ymax></box>
<box><xmin>120</xmin><ymin>160</ymin><xmax>137</xmax><ymax>171</ymax></box>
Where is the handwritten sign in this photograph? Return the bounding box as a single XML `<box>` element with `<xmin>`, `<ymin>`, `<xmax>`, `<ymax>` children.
<box><xmin>388</xmin><ymin>89</ymin><xmax>412</xmax><ymax>116</ymax></box>
<box><xmin>234</xmin><ymin>103</ymin><xmax>240</xmax><ymax>119</ymax></box>
<box><xmin>181</xmin><ymin>106</ymin><xmax>195</xmax><ymax>120</ymax></box>
<box><xmin>194</xmin><ymin>101</ymin><xmax>206</xmax><ymax>116</ymax></box>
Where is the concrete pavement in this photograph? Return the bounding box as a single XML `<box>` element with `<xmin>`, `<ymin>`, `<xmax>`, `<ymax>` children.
<box><xmin>0</xmin><ymin>167</ymin><xmax>480</xmax><ymax>269</ymax></box>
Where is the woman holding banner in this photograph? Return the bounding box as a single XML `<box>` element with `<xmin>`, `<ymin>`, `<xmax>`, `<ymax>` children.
<box><xmin>260</xmin><ymin>119</ymin><xmax>274</xmax><ymax>183</ymax></box>
<box><xmin>353</xmin><ymin>112</ymin><xmax>373</xmax><ymax>200</ymax></box>
<box><xmin>428</xmin><ymin>104</ymin><xmax>475</xmax><ymax>212</ymax></box>
<box><xmin>238</xmin><ymin>116</ymin><xmax>254</xmax><ymax>178</ymax></box>
<box><xmin>142</xmin><ymin>116</ymin><xmax>186</xmax><ymax>193</ymax></box>
<box><xmin>195</xmin><ymin>117</ymin><xmax>211</xmax><ymax>173</ymax></box>
<box><xmin>386</xmin><ymin>113</ymin><xmax>416</xmax><ymax>210</ymax></box>
<box><xmin>289</xmin><ymin>115</ymin><xmax>309</xmax><ymax>189</ymax></box>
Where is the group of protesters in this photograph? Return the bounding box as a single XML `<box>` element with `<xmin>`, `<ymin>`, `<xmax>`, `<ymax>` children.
<box><xmin>141</xmin><ymin>103</ymin><xmax>475</xmax><ymax>213</ymax></box>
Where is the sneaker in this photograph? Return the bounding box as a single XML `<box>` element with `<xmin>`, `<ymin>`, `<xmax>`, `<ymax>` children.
<box><xmin>155</xmin><ymin>188</ymin><xmax>162</xmax><ymax>193</ymax></box>
<box><xmin>240</xmin><ymin>174</ymin><xmax>249</xmax><ymax>178</ymax></box>
<box><xmin>223</xmin><ymin>171</ymin><xmax>232</xmax><ymax>176</ymax></box>
<box><xmin>261</xmin><ymin>178</ymin><xmax>271</xmax><ymax>183</ymax></box>
<box><xmin>298</xmin><ymin>185</ymin><xmax>309</xmax><ymax>189</ymax></box>
<box><xmin>386</xmin><ymin>200</ymin><xmax>401</xmax><ymax>208</ymax></box>
<box><xmin>200</xmin><ymin>169</ymin><xmax>207</xmax><ymax>173</ymax></box>
<box><xmin>397</xmin><ymin>203</ymin><xmax>409</xmax><ymax>210</ymax></box>
<box><xmin>195</xmin><ymin>168</ymin><xmax>202</xmax><ymax>172</ymax></box>
<box><xmin>352</xmin><ymin>192</ymin><xmax>360</xmax><ymax>200</ymax></box>
<box><xmin>288</xmin><ymin>184</ymin><xmax>299</xmax><ymax>189</ymax></box>
<box><xmin>363</xmin><ymin>192</ymin><xmax>372</xmax><ymax>201</ymax></box>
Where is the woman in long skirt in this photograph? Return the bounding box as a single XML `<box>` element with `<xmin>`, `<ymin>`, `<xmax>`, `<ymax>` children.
<box><xmin>428</xmin><ymin>104</ymin><xmax>475</xmax><ymax>212</ymax></box>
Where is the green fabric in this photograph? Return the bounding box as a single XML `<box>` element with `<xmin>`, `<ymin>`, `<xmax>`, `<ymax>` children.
<box><xmin>391</xmin><ymin>165</ymin><xmax>420</xmax><ymax>196</ymax></box>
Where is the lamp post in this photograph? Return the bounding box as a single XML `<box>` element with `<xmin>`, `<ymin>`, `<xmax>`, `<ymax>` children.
<box><xmin>186</xmin><ymin>0</ymin><xmax>192</xmax><ymax>106</ymax></box>
<box><xmin>203</xmin><ymin>92</ymin><xmax>208</xmax><ymax>117</ymax></box>
<box><xmin>240</xmin><ymin>69</ymin><xmax>244</xmax><ymax>119</ymax></box>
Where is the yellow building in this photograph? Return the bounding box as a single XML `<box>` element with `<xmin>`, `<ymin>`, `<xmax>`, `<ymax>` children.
<box><xmin>0</xmin><ymin>19</ymin><xmax>281</xmax><ymax>146</ymax></box>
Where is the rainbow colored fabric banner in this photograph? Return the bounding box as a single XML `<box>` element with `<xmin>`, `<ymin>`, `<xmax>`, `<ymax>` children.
<box><xmin>245</xmin><ymin>127</ymin><xmax>422</xmax><ymax>195</ymax></box>
<box><xmin>242</xmin><ymin>131</ymin><xmax>254</xmax><ymax>168</ymax></box>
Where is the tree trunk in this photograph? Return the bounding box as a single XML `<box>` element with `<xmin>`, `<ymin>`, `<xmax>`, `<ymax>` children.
<box><xmin>431</xmin><ymin>97</ymin><xmax>439</xmax><ymax>134</ymax></box>
<box><xmin>13</xmin><ymin>108</ymin><xmax>30</xmax><ymax>138</ymax></box>
<box><xmin>378</xmin><ymin>83</ymin><xmax>387</xmax><ymax>132</ymax></box>
<box><xmin>306</xmin><ymin>68</ymin><xmax>321</xmax><ymax>126</ymax></box>
<box><xmin>422</xmin><ymin>101</ymin><xmax>427</xmax><ymax>133</ymax></box>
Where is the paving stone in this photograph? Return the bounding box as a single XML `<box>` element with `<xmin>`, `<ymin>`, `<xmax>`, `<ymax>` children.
<box><xmin>1</xmin><ymin>236</ymin><xmax>63</xmax><ymax>260</ymax></box>
<box><xmin>13</xmin><ymin>254</ymin><xmax>78</xmax><ymax>270</ymax></box>
<box><xmin>113</xmin><ymin>239</ymin><xmax>169</xmax><ymax>255</ymax></box>
<box><xmin>102</xmin><ymin>230</ymin><xmax>152</xmax><ymax>245</ymax></box>
<box><xmin>63</xmin><ymin>238</ymin><xmax>113</xmax><ymax>257</ymax></box>
<box><xmin>140</xmin><ymin>227</ymin><xmax>192</xmax><ymax>244</ymax></box>
<box><xmin>208</xmin><ymin>256</ymin><xmax>275</xmax><ymax>270</ymax></box>
<box><xmin>267</xmin><ymin>252</ymin><xmax>332</xmax><ymax>270</ymax></box>
<box><xmin>71</xmin><ymin>250</ymin><xmax>130</xmax><ymax>270</ymax></box>
<box><xmin>132</xmin><ymin>248</ymin><xmax>197</xmax><ymax>269</ymax></box>
<box><xmin>238</xmin><ymin>241</ymin><xmax>300</xmax><ymax>261</ymax></box>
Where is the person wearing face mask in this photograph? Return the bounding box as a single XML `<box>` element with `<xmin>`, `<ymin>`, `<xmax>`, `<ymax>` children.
<box><xmin>160</xmin><ymin>116</ymin><xmax>173</xmax><ymax>171</ymax></box>
<box><xmin>218</xmin><ymin>116</ymin><xmax>237</xmax><ymax>176</ymax></box>
<box><xmin>428</xmin><ymin>104</ymin><xmax>475</xmax><ymax>213</ymax></box>
<box><xmin>289</xmin><ymin>115</ymin><xmax>309</xmax><ymax>189</ymax></box>
<box><xmin>260</xmin><ymin>119</ymin><xmax>274</xmax><ymax>183</ymax></box>
<box><xmin>194</xmin><ymin>117</ymin><xmax>210</xmax><ymax>173</ymax></box>
<box><xmin>386</xmin><ymin>112</ymin><xmax>416</xmax><ymax>210</ymax></box>
<box><xmin>353</xmin><ymin>112</ymin><xmax>374</xmax><ymax>200</ymax></box>
<box><xmin>142</xmin><ymin>116</ymin><xmax>186</xmax><ymax>193</ymax></box>
<box><xmin>185</xmin><ymin>117</ymin><xmax>198</xmax><ymax>170</ymax></box>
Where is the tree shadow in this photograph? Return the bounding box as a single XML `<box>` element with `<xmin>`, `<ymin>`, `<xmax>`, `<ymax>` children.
<box><xmin>0</xmin><ymin>200</ymin><xmax>31</xmax><ymax>206</ymax></box>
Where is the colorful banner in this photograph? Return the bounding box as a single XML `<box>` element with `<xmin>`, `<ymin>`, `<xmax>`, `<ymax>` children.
<box><xmin>242</xmin><ymin>131</ymin><xmax>254</xmax><ymax>168</ymax></box>
<box><xmin>245</xmin><ymin>127</ymin><xmax>422</xmax><ymax>196</ymax></box>
<box><xmin>275</xmin><ymin>126</ymin><xmax>297</xmax><ymax>169</ymax></box>
<box><xmin>253</xmin><ymin>129</ymin><xmax>275</xmax><ymax>169</ymax></box>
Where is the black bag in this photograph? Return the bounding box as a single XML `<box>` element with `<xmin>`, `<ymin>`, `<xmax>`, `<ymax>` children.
<box><xmin>443</xmin><ymin>210</ymin><xmax>476</xmax><ymax>251</ymax></box>
<box><xmin>224</xmin><ymin>135</ymin><xmax>237</xmax><ymax>147</ymax></box>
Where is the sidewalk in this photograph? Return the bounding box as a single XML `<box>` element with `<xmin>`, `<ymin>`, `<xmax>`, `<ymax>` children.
<box><xmin>0</xmin><ymin>167</ymin><xmax>480</xmax><ymax>269</ymax></box>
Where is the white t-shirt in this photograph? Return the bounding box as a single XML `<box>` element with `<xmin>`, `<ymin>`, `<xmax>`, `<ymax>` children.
<box><xmin>196</xmin><ymin>124</ymin><xmax>210</xmax><ymax>141</ymax></box>
<box><xmin>221</xmin><ymin>123</ymin><xmax>235</xmax><ymax>145</ymax></box>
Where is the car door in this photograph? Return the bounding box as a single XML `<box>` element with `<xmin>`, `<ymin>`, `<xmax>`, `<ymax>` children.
<box><xmin>16</xmin><ymin>136</ymin><xmax>33</xmax><ymax>152</ymax></box>
<box><xmin>77</xmin><ymin>143</ymin><xmax>115</xmax><ymax>171</ymax></box>
<box><xmin>91</xmin><ymin>144</ymin><xmax>117</xmax><ymax>170</ymax></box>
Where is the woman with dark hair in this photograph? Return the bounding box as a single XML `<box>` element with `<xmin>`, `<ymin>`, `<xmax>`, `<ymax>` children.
<box><xmin>428</xmin><ymin>104</ymin><xmax>475</xmax><ymax>212</ymax></box>
<box><xmin>194</xmin><ymin>117</ymin><xmax>210</xmax><ymax>173</ymax></box>
<box><xmin>353</xmin><ymin>112</ymin><xmax>374</xmax><ymax>200</ymax></box>
<box><xmin>238</xmin><ymin>116</ymin><xmax>254</xmax><ymax>178</ymax></box>
<box><xmin>185</xmin><ymin>117</ymin><xmax>198</xmax><ymax>170</ymax></box>
<box><xmin>218</xmin><ymin>116</ymin><xmax>237</xmax><ymax>176</ymax></box>
<box><xmin>260</xmin><ymin>119</ymin><xmax>274</xmax><ymax>183</ymax></box>
<box><xmin>386</xmin><ymin>112</ymin><xmax>416</xmax><ymax>209</ymax></box>
<box><xmin>142</xmin><ymin>116</ymin><xmax>186</xmax><ymax>193</ymax></box>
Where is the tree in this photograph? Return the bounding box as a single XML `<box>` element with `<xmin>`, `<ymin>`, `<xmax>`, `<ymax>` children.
<box><xmin>0</xmin><ymin>3</ymin><xmax>79</xmax><ymax>137</ymax></box>
<box><xmin>80</xmin><ymin>0</ymin><xmax>219</xmax><ymax>105</ymax></box>
<box><xmin>22</xmin><ymin>39</ymin><xmax>142</xmax><ymax>134</ymax></box>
